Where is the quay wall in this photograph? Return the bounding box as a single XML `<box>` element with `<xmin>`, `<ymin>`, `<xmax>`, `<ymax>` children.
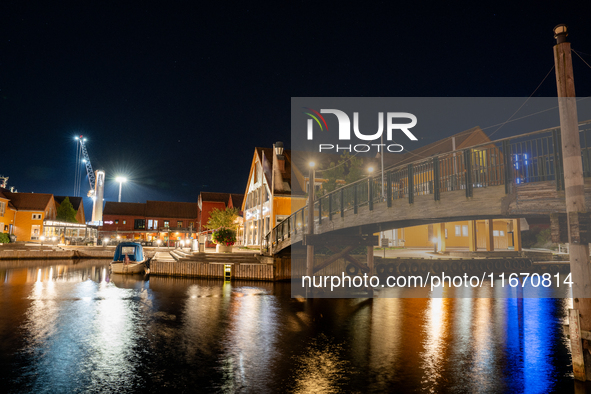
<box><xmin>0</xmin><ymin>248</ymin><xmax>114</xmax><ymax>260</ymax></box>
<box><xmin>151</xmin><ymin>260</ymin><xmax>275</xmax><ymax>281</ymax></box>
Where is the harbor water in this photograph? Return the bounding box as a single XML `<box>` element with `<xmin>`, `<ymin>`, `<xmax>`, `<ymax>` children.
<box><xmin>0</xmin><ymin>260</ymin><xmax>580</xmax><ymax>393</ymax></box>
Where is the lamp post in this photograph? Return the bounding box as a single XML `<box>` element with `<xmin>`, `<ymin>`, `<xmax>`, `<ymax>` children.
<box><xmin>306</xmin><ymin>161</ymin><xmax>315</xmax><ymax>280</ymax></box>
<box><xmin>115</xmin><ymin>176</ymin><xmax>127</xmax><ymax>203</ymax></box>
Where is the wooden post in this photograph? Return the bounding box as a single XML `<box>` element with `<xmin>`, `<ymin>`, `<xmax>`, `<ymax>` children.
<box><xmin>306</xmin><ymin>164</ymin><xmax>315</xmax><ymax>279</ymax></box>
<box><xmin>367</xmin><ymin>243</ymin><xmax>374</xmax><ymax>277</ymax></box>
<box><xmin>554</xmin><ymin>25</ymin><xmax>591</xmax><ymax>380</ymax></box>
<box><xmin>468</xmin><ymin>220</ymin><xmax>477</xmax><ymax>252</ymax></box>
<box><xmin>570</xmin><ymin>309</ymin><xmax>586</xmax><ymax>381</ymax></box>
<box><xmin>485</xmin><ymin>219</ymin><xmax>494</xmax><ymax>252</ymax></box>
<box><xmin>512</xmin><ymin>219</ymin><xmax>522</xmax><ymax>252</ymax></box>
<box><xmin>436</xmin><ymin>223</ymin><xmax>446</xmax><ymax>252</ymax></box>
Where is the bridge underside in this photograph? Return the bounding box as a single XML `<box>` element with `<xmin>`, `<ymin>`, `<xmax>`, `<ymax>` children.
<box><xmin>273</xmin><ymin>179</ymin><xmax>591</xmax><ymax>254</ymax></box>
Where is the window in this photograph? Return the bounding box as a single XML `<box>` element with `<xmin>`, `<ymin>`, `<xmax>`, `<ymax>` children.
<box><xmin>115</xmin><ymin>220</ymin><xmax>119</xmax><ymax>224</ymax></box>
<box><xmin>0</xmin><ymin>201</ymin><xmax>6</xmax><ymax>217</ymax></box>
<box><xmin>164</xmin><ymin>221</ymin><xmax>170</xmax><ymax>228</ymax></box>
<box><xmin>500</xmin><ymin>230</ymin><xmax>505</xmax><ymax>236</ymax></box>
<box><xmin>123</xmin><ymin>220</ymin><xmax>126</xmax><ymax>225</ymax></box>
<box><xmin>154</xmin><ymin>220</ymin><xmax>158</xmax><ymax>229</ymax></box>
<box><xmin>148</xmin><ymin>220</ymin><xmax>153</xmax><ymax>229</ymax></box>
<box><xmin>3</xmin><ymin>225</ymin><xmax>7</xmax><ymax>232</ymax></box>
<box><xmin>177</xmin><ymin>221</ymin><xmax>183</xmax><ymax>228</ymax></box>
<box><xmin>189</xmin><ymin>222</ymin><xmax>194</xmax><ymax>228</ymax></box>
<box><xmin>32</xmin><ymin>214</ymin><xmax>42</xmax><ymax>220</ymax></box>
<box><xmin>445</xmin><ymin>229</ymin><xmax>448</xmax><ymax>239</ymax></box>
<box><xmin>462</xmin><ymin>225</ymin><xmax>469</xmax><ymax>237</ymax></box>
<box><xmin>135</xmin><ymin>219</ymin><xmax>146</xmax><ymax>229</ymax></box>
<box><xmin>493</xmin><ymin>230</ymin><xmax>499</xmax><ymax>237</ymax></box>
<box><xmin>455</xmin><ymin>225</ymin><xmax>461</xmax><ymax>236</ymax></box>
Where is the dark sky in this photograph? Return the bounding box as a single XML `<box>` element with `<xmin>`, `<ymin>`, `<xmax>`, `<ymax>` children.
<box><xmin>2</xmin><ymin>1</ymin><xmax>591</xmax><ymax>220</ymax></box>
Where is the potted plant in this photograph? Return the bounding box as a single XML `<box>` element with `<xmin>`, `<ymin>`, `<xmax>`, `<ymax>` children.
<box><xmin>212</xmin><ymin>227</ymin><xmax>236</xmax><ymax>253</ymax></box>
<box><xmin>205</xmin><ymin>207</ymin><xmax>239</xmax><ymax>253</ymax></box>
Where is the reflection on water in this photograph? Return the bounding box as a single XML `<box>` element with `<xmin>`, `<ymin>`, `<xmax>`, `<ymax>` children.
<box><xmin>0</xmin><ymin>261</ymin><xmax>582</xmax><ymax>393</ymax></box>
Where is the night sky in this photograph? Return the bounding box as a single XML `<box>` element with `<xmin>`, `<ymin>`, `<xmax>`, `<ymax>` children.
<box><xmin>2</xmin><ymin>2</ymin><xmax>591</xmax><ymax>220</ymax></box>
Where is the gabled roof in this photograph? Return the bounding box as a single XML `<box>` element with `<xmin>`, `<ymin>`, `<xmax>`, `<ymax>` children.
<box><xmin>249</xmin><ymin>147</ymin><xmax>305</xmax><ymax>197</ymax></box>
<box><xmin>229</xmin><ymin>194</ymin><xmax>244</xmax><ymax>209</ymax></box>
<box><xmin>200</xmin><ymin>192</ymin><xmax>232</xmax><ymax>203</ymax></box>
<box><xmin>146</xmin><ymin>200</ymin><xmax>198</xmax><ymax>219</ymax></box>
<box><xmin>103</xmin><ymin>202</ymin><xmax>146</xmax><ymax>216</ymax></box>
<box><xmin>54</xmin><ymin>196</ymin><xmax>83</xmax><ymax>211</ymax></box>
<box><xmin>385</xmin><ymin>126</ymin><xmax>489</xmax><ymax>169</ymax></box>
<box><xmin>0</xmin><ymin>189</ymin><xmax>53</xmax><ymax>211</ymax></box>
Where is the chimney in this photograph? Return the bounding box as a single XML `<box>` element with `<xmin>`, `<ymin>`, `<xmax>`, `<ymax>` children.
<box><xmin>274</xmin><ymin>141</ymin><xmax>285</xmax><ymax>173</ymax></box>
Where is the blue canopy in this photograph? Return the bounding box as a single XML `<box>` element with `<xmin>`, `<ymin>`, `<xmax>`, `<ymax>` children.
<box><xmin>113</xmin><ymin>242</ymin><xmax>144</xmax><ymax>262</ymax></box>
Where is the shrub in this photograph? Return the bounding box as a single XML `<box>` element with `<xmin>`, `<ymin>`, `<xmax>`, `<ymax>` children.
<box><xmin>0</xmin><ymin>233</ymin><xmax>10</xmax><ymax>243</ymax></box>
<box><xmin>212</xmin><ymin>227</ymin><xmax>237</xmax><ymax>246</ymax></box>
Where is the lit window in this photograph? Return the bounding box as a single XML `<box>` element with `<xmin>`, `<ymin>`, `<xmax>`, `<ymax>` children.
<box><xmin>164</xmin><ymin>221</ymin><xmax>170</xmax><ymax>228</ymax></box>
<box><xmin>115</xmin><ymin>220</ymin><xmax>119</xmax><ymax>224</ymax></box>
<box><xmin>177</xmin><ymin>221</ymin><xmax>183</xmax><ymax>228</ymax></box>
<box><xmin>462</xmin><ymin>225</ymin><xmax>468</xmax><ymax>237</ymax></box>
<box><xmin>154</xmin><ymin>220</ymin><xmax>158</xmax><ymax>229</ymax></box>
<box><xmin>455</xmin><ymin>225</ymin><xmax>461</xmax><ymax>236</ymax></box>
<box><xmin>123</xmin><ymin>220</ymin><xmax>126</xmax><ymax>225</ymax></box>
<box><xmin>0</xmin><ymin>201</ymin><xmax>5</xmax><ymax>217</ymax></box>
<box><xmin>148</xmin><ymin>220</ymin><xmax>153</xmax><ymax>229</ymax></box>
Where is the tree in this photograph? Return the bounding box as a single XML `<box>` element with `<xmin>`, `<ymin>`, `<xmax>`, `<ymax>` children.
<box><xmin>342</xmin><ymin>151</ymin><xmax>364</xmax><ymax>184</ymax></box>
<box><xmin>319</xmin><ymin>151</ymin><xmax>364</xmax><ymax>196</ymax></box>
<box><xmin>205</xmin><ymin>207</ymin><xmax>239</xmax><ymax>230</ymax></box>
<box><xmin>56</xmin><ymin>197</ymin><xmax>78</xmax><ymax>223</ymax></box>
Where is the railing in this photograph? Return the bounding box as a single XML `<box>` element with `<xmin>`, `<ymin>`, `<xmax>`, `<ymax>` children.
<box><xmin>263</xmin><ymin>121</ymin><xmax>591</xmax><ymax>254</ymax></box>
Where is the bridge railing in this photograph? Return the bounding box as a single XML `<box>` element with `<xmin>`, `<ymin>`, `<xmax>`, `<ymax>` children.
<box><xmin>264</xmin><ymin>120</ymin><xmax>591</xmax><ymax>254</ymax></box>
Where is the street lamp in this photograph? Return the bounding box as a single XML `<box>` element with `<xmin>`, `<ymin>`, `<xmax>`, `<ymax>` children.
<box><xmin>115</xmin><ymin>176</ymin><xmax>127</xmax><ymax>202</ymax></box>
<box><xmin>306</xmin><ymin>161</ymin><xmax>316</xmax><ymax>279</ymax></box>
<box><xmin>554</xmin><ymin>24</ymin><xmax>568</xmax><ymax>44</ymax></box>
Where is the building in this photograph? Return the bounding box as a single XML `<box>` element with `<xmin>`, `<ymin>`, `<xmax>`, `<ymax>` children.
<box><xmin>197</xmin><ymin>192</ymin><xmax>244</xmax><ymax>246</ymax></box>
<box><xmin>0</xmin><ymin>189</ymin><xmax>56</xmax><ymax>241</ymax></box>
<box><xmin>101</xmin><ymin>200</ymin><xmax>199</xmax><ymax>245</ymax></box>
<box><xmin>242</xmin><ymin>143</ymin><xmax>308</xmax><ymax>246</ymax></box>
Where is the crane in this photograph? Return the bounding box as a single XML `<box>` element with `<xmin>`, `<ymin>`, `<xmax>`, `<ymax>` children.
<box><xmin>75</xmin><ymin>135</ymin><xmax>96</xmax><ymax>198</ymax></box>
<box><xmin>75</xmin><ymin>135</ymin><xmax>105</xmax><ymax>223</ymax></box>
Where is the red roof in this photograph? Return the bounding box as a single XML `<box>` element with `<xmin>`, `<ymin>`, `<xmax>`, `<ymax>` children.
<box><xmin>0</xmin><ymin>190</ymin><xmax>52</xmax><ymax>211</ymax></box>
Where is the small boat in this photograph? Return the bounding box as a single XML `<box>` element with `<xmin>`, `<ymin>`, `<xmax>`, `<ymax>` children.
<box><xmin>110</xmin><ymin>242</ymin><xmax>149</xmax><ymax>274</ymax></box>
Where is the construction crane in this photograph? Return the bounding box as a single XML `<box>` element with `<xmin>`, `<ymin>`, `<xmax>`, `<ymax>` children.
<box><xmin>75</xmin><ymin>135</ymin><xmax>105</xmax><ymax>223</ymax></box>
<box><xmin>75</xmin><ymin>136</ymin><xmax>96</xmax><ymax>198</ymax></box>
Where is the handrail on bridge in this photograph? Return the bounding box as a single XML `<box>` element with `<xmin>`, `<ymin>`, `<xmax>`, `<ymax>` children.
<box><xmin>263</xmin><ymin>120</ymin><xmax>591</xmax><ymax>254</ymax></box>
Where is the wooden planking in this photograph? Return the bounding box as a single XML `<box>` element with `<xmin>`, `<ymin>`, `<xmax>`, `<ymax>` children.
<box><xmin>151</xmin><ymin>260</ymin><xmax>274</xmax><ymax>281</ymax></box>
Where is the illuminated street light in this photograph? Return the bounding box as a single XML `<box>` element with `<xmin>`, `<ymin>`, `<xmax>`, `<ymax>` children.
<box><xmin>368</xmin><ymin>166</ymin><xmax>375</xmax><ymax>174</ymax></box>
<box><xmin>115</xmin><ymin>176</ymin><xmax>127</xmax><ymax>202</ymax></box>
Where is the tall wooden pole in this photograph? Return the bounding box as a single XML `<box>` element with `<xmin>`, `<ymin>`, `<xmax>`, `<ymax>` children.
<box><xmin>553</xmin><ymin>24</ymin><xmax>591</xmax><ymax>381</ymax></box>
<box><xmin>306</xmin><ymin>164</ymin><xmax>315</xmax><ymax>279</ymax></box>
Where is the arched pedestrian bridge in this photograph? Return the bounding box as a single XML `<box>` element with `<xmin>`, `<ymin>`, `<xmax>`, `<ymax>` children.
<box><xmin>265</xmin><ymin>121</ymin><xmax>591</xmax><ymax>255</ymax></box>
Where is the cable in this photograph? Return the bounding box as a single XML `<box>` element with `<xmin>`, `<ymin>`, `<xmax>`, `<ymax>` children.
<box><xmin>573</xmin><ymin>49</ymin><xmax>591</xmax><ymax>70</ymax></box>
<box><xmin>487</xmin><ymin>64</ymin><xmax>555</xmax><ymax>139</ymax></box>
<box><xmin>392</xmin><ymin>64</ymin><xmax>557</xmax><ymax>161</ymax></box>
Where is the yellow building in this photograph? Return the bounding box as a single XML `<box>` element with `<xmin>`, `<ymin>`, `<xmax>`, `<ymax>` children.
<box><xmin>242</xmin><ymin>143</ymin><xmax>307</xmax><ymax>246</ymax></box>
<box><xmin>389</xmin><ymin>219</ymin><xmax>522</xmax><ymax>251</ymax></box>
<box><xmin>0</xmin><ymin>189</ymin><xmax>56</xmax><ymax>241</ymax></box>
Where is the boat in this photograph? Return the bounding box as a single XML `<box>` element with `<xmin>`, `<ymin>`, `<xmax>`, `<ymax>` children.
<box><xmin>109</xmin><ymin>242</ymin><xmax>149</xmax><ymax>274</ymax></box>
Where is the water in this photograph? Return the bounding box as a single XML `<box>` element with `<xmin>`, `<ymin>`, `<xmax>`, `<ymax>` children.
<box><xmin>0</xmin><ymin>260</ymin><xmax>584</xmax><ymax>393</ymax></box>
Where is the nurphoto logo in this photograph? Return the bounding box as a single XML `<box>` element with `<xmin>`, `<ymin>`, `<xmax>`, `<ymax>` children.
<box><xmin>303</xmin><ymin>107</ymin><xmax>418</xmax><ymax>153</ymax></box>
